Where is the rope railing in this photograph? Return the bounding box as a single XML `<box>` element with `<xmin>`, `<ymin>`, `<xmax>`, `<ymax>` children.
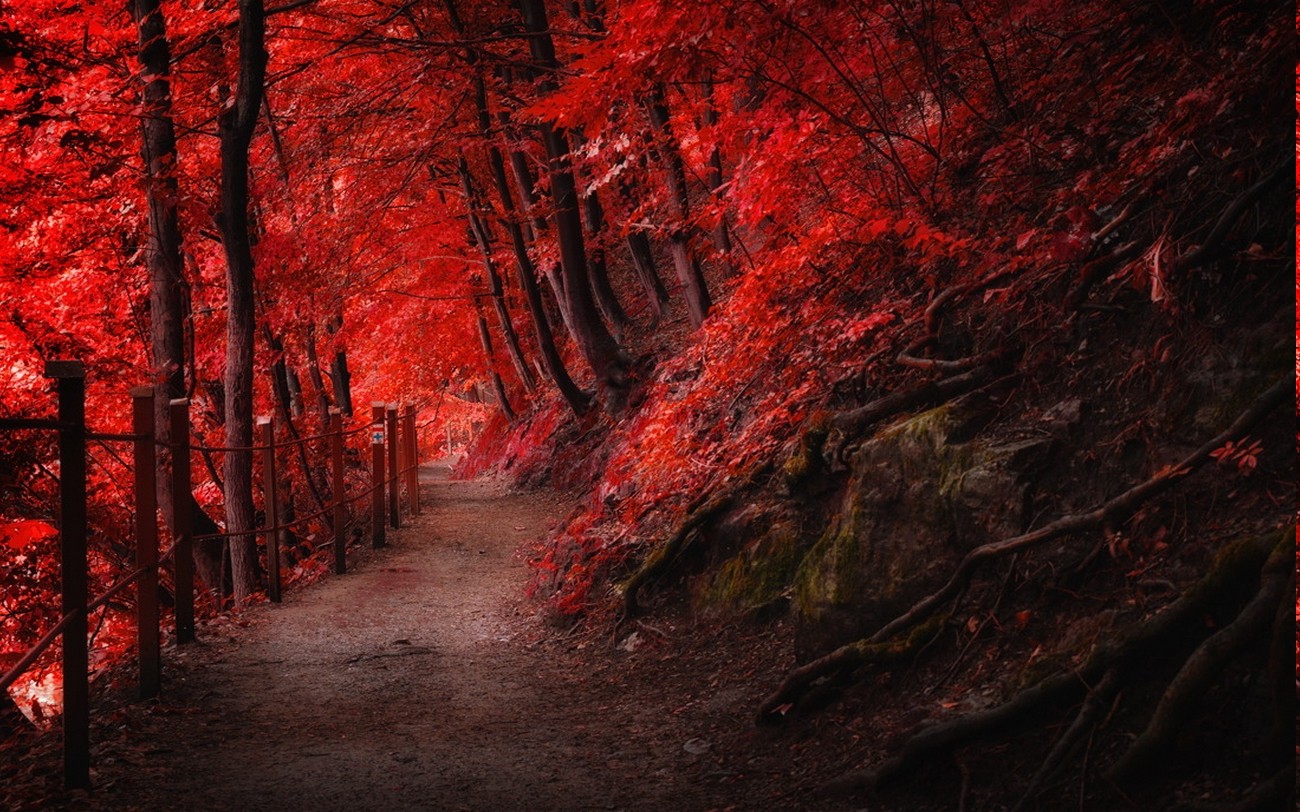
<box><xmin>0</xmin><ymin>539</ymin><xmax>181</xmax><ymax>696</ymax></box>
<box><xmin>0</xmin><ymin>363</ymin><xmax>427</xmax><ymax>791</ymax></box>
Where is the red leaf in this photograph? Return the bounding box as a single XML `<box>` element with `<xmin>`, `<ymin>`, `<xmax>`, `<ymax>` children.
<box><xmin>1</xmin><ymin>520</ymin><xmax>57</xmax><ymax>551</ymax></box>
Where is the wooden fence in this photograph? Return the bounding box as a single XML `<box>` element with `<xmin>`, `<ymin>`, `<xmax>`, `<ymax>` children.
<box><xmin>0</xmin><ymin>360</ymin><xmax>422</xmax><ymax>788</ymax></box>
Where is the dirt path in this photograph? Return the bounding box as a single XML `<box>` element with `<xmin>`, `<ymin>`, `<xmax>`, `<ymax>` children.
<box><xmin>80</xmin><ymin>467</ymin><xmax>765</xmax><ymax>811</ymax></box>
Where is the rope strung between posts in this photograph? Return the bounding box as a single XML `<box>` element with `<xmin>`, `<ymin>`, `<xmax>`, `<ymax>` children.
<box><xmin>0</xmin><ymin>538</ymin><xmax>182</xmax><ymax>695</ymax></box>
<box><xmin>191</xmin><ymin>459</ymin><xmax>421</xmax><ymax>541</ymax></box>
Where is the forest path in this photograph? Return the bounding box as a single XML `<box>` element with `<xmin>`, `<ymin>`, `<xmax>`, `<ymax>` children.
<box><xmin>87</xmin><ymin>465</ymin><xmax>741</xmax><ymax>811</ymax></box>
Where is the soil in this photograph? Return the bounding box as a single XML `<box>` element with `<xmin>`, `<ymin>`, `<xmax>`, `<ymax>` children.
<box><xmin>5</xmin><ymin>464</ymin><xmax>867</xmax><ymax>812</ymax></box>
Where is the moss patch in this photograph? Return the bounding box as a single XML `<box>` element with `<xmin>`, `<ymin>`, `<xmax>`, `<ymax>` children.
<box><xmin>698</xmin><ymin>522</ymin><xmax>808</xmax><ymax>613</ymax></box>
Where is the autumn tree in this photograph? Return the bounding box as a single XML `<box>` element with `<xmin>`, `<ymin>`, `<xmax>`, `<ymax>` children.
<box><xmin>217</xmin><ymin>0</ymin><xmax>268</xmax><ymax>605</ymax></box>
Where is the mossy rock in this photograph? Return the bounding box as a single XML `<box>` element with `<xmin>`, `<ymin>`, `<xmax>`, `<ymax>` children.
<box><xmin>696</xmin><ymin>521</ymin><xmax>807</xmax><ymax>615</ymax></box>
<box><xmin>793</xmin><ymin>403</ymin><xmax>1054</xmax><ymax>654</ymax></box>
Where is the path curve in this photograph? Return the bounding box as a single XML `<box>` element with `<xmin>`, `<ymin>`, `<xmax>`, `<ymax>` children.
<box><xmin>91</xmin><ymin>467</ymin><xmax>719</xmax><ymax>811</ymax></box>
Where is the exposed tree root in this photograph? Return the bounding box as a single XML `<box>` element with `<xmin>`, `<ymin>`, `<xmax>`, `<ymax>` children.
<box><xmin>1011</xmin><ymin>667</ymin><xmax>1121</xmax><ymax>811</ymax></box>
<box><xmin>755</xmin><ymin>614</ymin><xmax>947</xmax><ymax>723</ymax></box>
<box><xmin>862</xmin><ymin>375</ymin><xmax>1286</xmax><ymax>646</ymax></box>
<box><xmin>1172</xmin><ymin>159</ymin><xmax>1289</xmax><ymax>272</ymax></box>
<box><xmin>1063</xmin><ymin>240</ymin><xmax>1142</xmax><ymax>313</ymax></box>
<box><xmin>829</xmin><ymin>361</ymin><xmax>1010</xmax><ymax>439</ymax></box>
<box><xmin>1106</xmin><ymin>536</ymin><xmax>1293</xmax><ymax>783</ymax></box>
<box><xmin>759</xmin><ymin>376</ymin><xmax>1286</xmax><ymax>719</ymax></box>
<box><xmin>896</xmin><ymin>343</ymin><xmax>1005</xmax><ymax>374</ymax></box>
<box><xmin>819</xmin><ymin>529</ymin><xmax>1284</xmax><ymax>795</ymax></box>
<box><xmin>620</xmin><ymin>463</ymin><xmax>772</xmax><ymax>618</ymax></box>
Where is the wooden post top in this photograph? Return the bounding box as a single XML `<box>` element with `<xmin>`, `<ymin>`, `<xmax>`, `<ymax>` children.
<box><xmin>44</xmin><ymin>360</ymin><xmax>85</xmax><ymax>378</ymax></box>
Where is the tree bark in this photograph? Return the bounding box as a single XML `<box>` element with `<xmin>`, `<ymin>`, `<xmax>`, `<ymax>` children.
<box><xmin>701</xmin><ymin>76</ymin><xmax>737</xmax><ymax>276</ymax></box>
<box><xmin>217</xmin><ymin>0</ymin><xmax>267</xmax><ymax>606</ymax></box>
<box><xmin>475</xmin><ymin>300</ymin><xmax>516</xmax><ymax>421</ymax></box>
<box><xmin>130</xmin><ymin>0</ymin><xmax>230</xmax><ymax>591</ymax></box>
<box><xmin>570</xmin><ymin>131</ymin><xmax>630</xmax><ymax>335</ymax></box>
<box><xmin>440</xmin><ymin>19</ymin><xmax>591</xmax><ymax>414</ymax></box>
<box><xmin>325</xmin><ymin>317</ymin><xmax>354</xmax><ymax>417</ymax></box>
<box><xmin>302</xmin><ymin>322</ymin><xmax>332</xmax><ymax>430</ymax></box>
<box><xmin>496</xmin><ymin>65</ymin><xmax>548</xmax><ymax>241</ymax></box>
<box><xmin>647</xmin><ymin>84</ymin><xmax>712</xmax><ymax>327</ymax></box>
<box><xmin>626</xmin><ymin>230</ymin><xmax>668</xmax><ymax>320</ymax></box>
<box><xmin>263</xmin><ymin>324</ymin><xmax>328</xmax><ymax>516</ymax></box>
<box><xmin>517</xmin><ymin>0</ymin><xmax>628</xmax><ymax>402</ymax></box>
<box><xmin>458</xmin><ymin>157</ymin><xmax>538</xmax><ymax>394</ymax></box>
<box><xmin>130</xmin><ymin>0</ymin><xmax>186</xmax><ymax>522</ymax></box>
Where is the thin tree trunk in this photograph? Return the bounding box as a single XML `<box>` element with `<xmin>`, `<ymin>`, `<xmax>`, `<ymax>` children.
<box><xmin>458</xmin><ymin>157</ymin><xmax>538</xmax><ymax>394</ymax></box>
<box><xmin>475</xmin><ymin>300</ymin><xmax>516</xmax><ymax>421</ymax></box>
<box><xmin>701</xmin><ymin>76</ymin><xmax>737</xmax><ymax>277</ymax></box>
<box><xmin>437</xmin><ymin>9</ymin><xmax>591</xmax><ymax>414</ymax></box>
<box><xmin>647</xmin><ymin>84</ymin><xmax>712</xmax><ymax>327</ymax></box>
<box><xmin>517</xmin><ymin>0</ymin><xmax>628</xmax><ymax>401</ymax></box>
<box><xmin>626</xmin><ymin>231</ymin><xmax>668</xmax><ymax>318</ymax></box>
<box><xmin>263</xmin><ymin>324</ymin><xmax>329</xmax><ymax>517</ymax></box>
<box><xmin>303</xmin><ymin>322</ymin><xmax>332</xmax><ymax>430</ymax></box>
<box><xmin>569</xmin><ymin>132</ymin><xmax>630</xmax><ymax>335</ymax></box>
<box><xmin>326</xmin><ymin>317</ymin><xmax>354</xmax><ymax>417</ymax></box>
<box><xmin>217</xmin><ymin>0</ymin><xmax>267</xmax><ymax>606</ymax></box>
<box><xmin>496</xmin><ymin>66</ymin><xmax>548</xmax><ymax>241</ymax></box>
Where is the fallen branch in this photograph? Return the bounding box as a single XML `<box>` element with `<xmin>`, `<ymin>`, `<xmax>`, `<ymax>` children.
<box><xmin>759</xmin><ymin>376</ymin><xmax>1287</xmax><ymax>721</ymax></box>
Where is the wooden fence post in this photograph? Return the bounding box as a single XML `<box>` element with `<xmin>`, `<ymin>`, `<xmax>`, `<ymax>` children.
<box><xmin>405</xmin><ymin>405</ymin><xmax>419</xmax><ymax>516</ymax></box>
<box><xmin>385</xmin><ymin>404</ymin><xmax>399</xmax><ymax>529</ymax></box>
<box><xmin>371</xmin><ymin>403</ymin><xmax>385</xmax><ymax>548</ymax></box>
<box><xmin>258</xmin><ymin>417</ymin><xmax>281</xmax><ymax>603</ymax></box>
<box><xmin>131</xmin><ymin>386</ymin><xmax>160</xmax><ymax>699</ymax></box>
<box><xmin>169</xmin><ymin>398</ymin><xmax>194</xmax><ymax>644</ymax></box>
<box><xmin>330</xmin><ymin>409</ymin><xmax>345</xmax><ymax>574</ymax></box>
<box><xmin>46</xmin><ymin>361</ymin><xmax>88</xmax><ymax>789</ymax></box>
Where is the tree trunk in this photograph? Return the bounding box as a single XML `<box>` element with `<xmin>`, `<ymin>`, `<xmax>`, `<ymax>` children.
<box><xmin>217</xmin><ymin>0</ymin><xmax>267</xmax><ymax>607</ymax></box>
<box><xmin>131</xmin><ymin>0</ymin><xmax>185</xmax><ymax>519</ymax></box>
<box><xmin>701</xmin><ymin>76</ymin><xmax>737</xmax><ymax>277</ymax></box>
<box><xmin>517</xmin><ymin>0</ymin><xmax>628</xmax><ymax>401</ymax></box>
<box><xmin>130</xmin><ymin>0</ymin><xmax>229</xmax><ymax>591</ymax></box>
<box><xmin>325</xmin><ymin>320</ymin><xmax>353</xmax><ymax>417</ymax></box>
<box><xmin>458</xmin><ymin>157</ymin><xmax>538</xmax><ymax>395</ymax></box>
<box><xmin>442</xmin><ymin>34</ymin><xmax>592</xmax><ymax>415</ymax></box>
<box><xmin>475</xmin><ymin>301</ymin><xmax>516</xmax><ymax>421</ymax></box>
<box><xmin>626</xmin><ymin>231</ymin><xmax>668</xmax><ymax>320</ymax></box>
<box><xmin>263</xmin><ymin>324</ymin><xmax>329</xmax><ymax>516</ymax></box>
<box><xmin>496</xmin><ymin>66</ymin><xmax>548</xmax><ymax>241</ymax></box>
<box><xmin>569</xmin><ymin>132</ymin><xmax>630</xmax><ymax>335</ymax></box>
<box><xmin>302</xmin><ymin>322</ymin><xmax>333</xmax><ymax>430</ymax></box>
<box><xmin>647</xmin><ymin>84</ymin><xmax>712</xmax><ymax>327</ymax></box>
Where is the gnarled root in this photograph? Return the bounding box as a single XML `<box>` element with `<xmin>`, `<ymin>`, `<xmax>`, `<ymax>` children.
<box><xmin>825</xmin><ymin>529</ymin><xmax>1284</xmax><ymax>794</ymax></box>
<box><xmin>1106</xmin><ymin>533</ymin><xmax>1294</xmax><ymax>783</ymax></box>
<box><xmin>758</xmin><ymin>377</ymin><xmax>1286</xmax><ymax>726</ymax></box>
<box><xmin>756</xmin><ymin>615</ymin><xmax>946</xmax><ymax>724</ymax></box>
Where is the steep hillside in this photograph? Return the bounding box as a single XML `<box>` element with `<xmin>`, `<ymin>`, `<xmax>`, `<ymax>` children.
<box><xmin>461</xmin><ymin>2</ymin><xmax>1294</xmax><ymax>808</ymax></box>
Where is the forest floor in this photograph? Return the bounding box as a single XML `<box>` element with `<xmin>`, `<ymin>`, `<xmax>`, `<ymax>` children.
<box><xmin>5</xmin><ymin>465</ymin><xmax>881</xmax><ymax>812</ymax></box>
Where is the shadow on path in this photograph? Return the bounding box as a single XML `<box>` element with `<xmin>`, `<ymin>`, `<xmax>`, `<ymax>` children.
<box><xmin>86</xmin><ymin>467</ymin><xmax>712</xmax><ymax>811</ymax></box>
